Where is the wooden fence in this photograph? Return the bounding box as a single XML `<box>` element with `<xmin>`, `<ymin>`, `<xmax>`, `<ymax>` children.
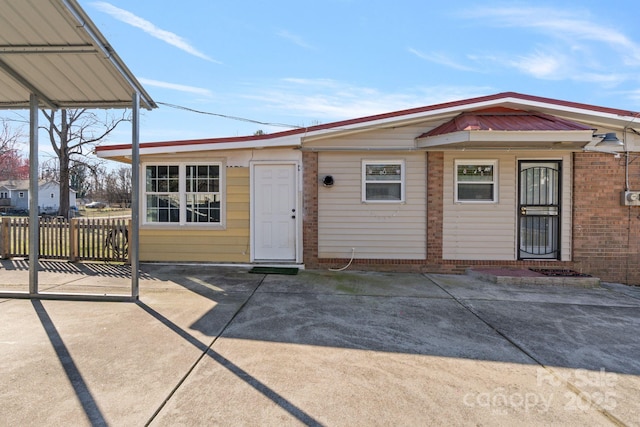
<box><xmin>0</xmin><ymin>217</ymin><xmax>130</xmax><ymax>263</ymax></box>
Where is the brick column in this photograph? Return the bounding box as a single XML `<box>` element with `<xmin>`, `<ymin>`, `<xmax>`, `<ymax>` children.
<box><xmin>427</xmin><ymin>152</ymin><xmax>444</xmax><ymax>264</ymax></box>
<box><xmin>302</xmin><ymin>151</ymin><xmax>319</xmax><ymax>268</ymax></box>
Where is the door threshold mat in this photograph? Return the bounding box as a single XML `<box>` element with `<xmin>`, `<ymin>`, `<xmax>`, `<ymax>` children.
<box><xmin>249</xmin><ymin>267</ymin><xmax>299</xmax><ymax>275</ymax></box>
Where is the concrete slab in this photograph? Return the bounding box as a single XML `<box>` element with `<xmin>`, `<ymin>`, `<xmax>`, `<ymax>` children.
<box><xmin>0</xmin><ymin>264</ymin><xmax>638</xmax><ymax>425</ymax></box>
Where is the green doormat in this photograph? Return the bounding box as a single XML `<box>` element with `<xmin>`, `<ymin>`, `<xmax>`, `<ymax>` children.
<box><xmin>249</xmin><ymin>267</ymin><xmax>299</xmax><ymax>275</ymax></box>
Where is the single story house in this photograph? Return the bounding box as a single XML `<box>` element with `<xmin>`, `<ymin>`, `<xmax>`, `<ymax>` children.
<box><xmin>96</xmin><ymin>92</ymin><xmax>640</xmax><ymax>285</ymax></box>
<box><xmin>0</xmin><ymin>179</ymin><xmax>77</xmax><ymax>214</ymax></box>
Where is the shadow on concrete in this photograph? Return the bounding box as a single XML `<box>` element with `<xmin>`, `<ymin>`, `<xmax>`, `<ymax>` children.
<box><xmin>0</xmin><ymin>259</ymin><xmax>154</xmax><ymax>279</ymax></box>
<box><xmin>176</xmin><ymin>269</ymin><xmax>640</xmax><ymax>377</ymax></box>
<box><xmin>31</xmin><ymin>300</ymin><xmax>108</xmax><ymax>426</ymax></box>
<box><xmin>136</xmin><ymin>300</ymin><xmax>322</xmax><ymax>427</ymax></box>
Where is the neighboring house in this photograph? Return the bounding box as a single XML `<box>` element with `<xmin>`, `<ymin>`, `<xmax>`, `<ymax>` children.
<box><xmin>96</xmin><ymin>92</ymin><xmax>640</xmax><ymax>285</ymax></box>
<box><xmin>0</xmin><ymin>179</ymin><xmax>77</xmax><ymax>214</ymax></box>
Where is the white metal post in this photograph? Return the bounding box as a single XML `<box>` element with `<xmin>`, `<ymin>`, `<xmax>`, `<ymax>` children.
<box><xmin>28</xmin><ymin>94</ymin><xmax>39</xmax><ymax>294</ymax></box>
<box><xmin>130</xmin><ymin>92</ymin><xmax>140</xmax><ymax>298</ymax></box>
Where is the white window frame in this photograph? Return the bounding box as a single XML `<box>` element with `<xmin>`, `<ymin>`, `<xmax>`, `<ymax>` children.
<box><xmin>142</xmin><ymin>161</ymin><xmax>226</xmax><ymax>228</ymax></box>
<box><xmin>454</xmin><ymin>159</ymin><xmax>498</xmax><ymax>203</ymax></box>
<box><xmin>18</xmin><ymin>191</ymin><xmax>24</xmax><ymax>198</ymax></box>
<box><xmin>362</xmin><ymin>160</ymin><xmax>405</xmax><ymax>203</ymax></box>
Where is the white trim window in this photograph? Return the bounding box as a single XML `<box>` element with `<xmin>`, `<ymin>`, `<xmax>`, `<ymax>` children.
<box><xmin>144</xmin><ymin>163</ymin><xmax>224</xmax><ymax>225</ymax></box>
<box><xmin>362</xmin><ymin>160</ymin><xmax>405</xmax><ymax>202</ymax></box>
<box><xmin>455</xmin><ymin>160</ymin><xmax>497</xmax><ymax>202</ymax></box>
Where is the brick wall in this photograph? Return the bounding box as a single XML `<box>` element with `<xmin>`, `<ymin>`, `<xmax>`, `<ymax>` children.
<box><xmin>572</xmin><ymin>152</ymin><xmax>640</xmax><ymax>284</ymax></box>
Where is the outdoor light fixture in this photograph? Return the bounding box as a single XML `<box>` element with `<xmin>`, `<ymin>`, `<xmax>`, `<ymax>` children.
<box><xmin>594</xmin><ymin>132</ymin><xmax>624</xmax><ymax>149</ymax></box>
<box><xmin>322</xmin><ymin>175</ymin><xmax>335</xmax><ymax>187</ymax></box>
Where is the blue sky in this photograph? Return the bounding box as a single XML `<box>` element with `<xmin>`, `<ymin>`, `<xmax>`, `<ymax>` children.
<box><xmin>11</xmin><ymin>1</ymin><xmax>640</xmax><ymax>152</ymax></box>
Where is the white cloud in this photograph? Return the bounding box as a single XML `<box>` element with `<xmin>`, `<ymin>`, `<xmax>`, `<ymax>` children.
<box><xmin>242</xmin><ymin>79</ymin><xmax>492</xmax><ymax>121</ymax></box>
<box><xmin>508</xmin><ymin>50</ymin><xmax>565</xmax><ymax>79</ymax></box>
<box><xmin>408</xmin><ymin>48</ymin><xmax>476</xmax><ymax>72</ymax></box>
<box><xmin>466</xmin><ymin>6</ymin><xmax>640</xmax><ymax>58</ymax></box>
<box><xmin>461</xmin><ymin>6</ymin><xmax>640</xmax><ymax>84</ymax></box>
<box><xmin>277</xmin><ymin>30</ymin><xmax>314</xmax><ymax>49</ymax></box>
<box><xmin>137</xmin><ymin>78</ymin><xmax>213</xmax><ymax>97</ymax></box>
<box><xmin>92</xmin><ymin>2</ymin><xmax>218</xmax><ymax>63</ymax></box>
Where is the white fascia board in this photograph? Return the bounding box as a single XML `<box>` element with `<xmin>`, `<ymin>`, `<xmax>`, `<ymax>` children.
<box><xmin>501</xmin><ymin>97</ymin><xmax>638</xmax><ymax>124</ymax></box>
<box><xmin>301</xmin><ymin>98</ymin><xmax>519</xmax><ymax>141</ymax></box>
<box><xmin>416</xmin><ymin>130</ymin><xmax>594</xmax><ymax>148</ymax></box>
<box><xmin>96</xmin><ymin>134</ymin><xmax>302</xmax><ymax>159</ymax></box>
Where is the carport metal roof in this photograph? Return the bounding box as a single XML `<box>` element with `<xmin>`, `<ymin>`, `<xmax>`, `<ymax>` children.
<box><xmin>0</xmin><ymin>0</ymin><xmax>156</xmax><ymax>301</ymax></box>
<box><xmin>0</xmin><ymin>0</ymin><xmax>155</xmax><ymax>110</ymax></box>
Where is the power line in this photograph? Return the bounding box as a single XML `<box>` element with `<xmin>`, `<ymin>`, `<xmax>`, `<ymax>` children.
<box><xmin>156</xmin><ymin>102</ymin><xmax>303</xmax><ymax>129</ymax></box>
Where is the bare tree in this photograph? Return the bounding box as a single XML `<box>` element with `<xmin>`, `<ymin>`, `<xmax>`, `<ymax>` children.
<box><xmin>41</xmin><ymin>109</ymin><xmax>129</xmax><ymax>217</ymax></box>
<box><xmin>0</xmin><ymin>119</ymin><xmax>28</xmax><ymax>180</ymax></box>
<box><xmin>109</xmin><ymin>166</ymin><xmax>132</xmax><ymax>207</ymax></box>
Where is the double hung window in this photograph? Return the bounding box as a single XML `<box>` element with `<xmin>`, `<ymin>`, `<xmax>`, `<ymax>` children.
<box><xmin>144</xmin><ymin>163</ymin><xmax>223</xmax><ymax>225</ymax></box>
<box><xmin>362</xmin><ymin>160</ymin><xmax>405</xmax><ymax>202</ymax></box>
<box><xmin>455</xmin><ymin>160</ymin><xmax>497</xmax><ymax>202</ymax></box>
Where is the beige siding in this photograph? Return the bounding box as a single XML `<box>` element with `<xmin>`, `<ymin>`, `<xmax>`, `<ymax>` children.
<box><xmin>305</xmin><ymin>124</ymin><xmax>437</xmax><ymax>150</ymax></box>
<box><xmin>443</xmin><ymin>152</ymin><xmax>572</xmax><ymax>261</ymax></box>
<box><xmin>140</xmin><ymin>166</ymin><xmax>251</xmax><ymax>263</ymax></box>
<box><xmin>318</xmin><ymin>151</ymin><xmax>426</xmax><ymax>259</ymax></box>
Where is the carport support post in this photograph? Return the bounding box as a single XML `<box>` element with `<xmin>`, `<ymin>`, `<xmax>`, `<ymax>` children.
<box><xmin>28</xmin><ymin>94</ymin><xmax>39</xmax><ymax>294</ymax></box>
<box><xmin>130</xmin><ymin>92</ymin><xmax>140</xmax><ymax>298</ymax></box>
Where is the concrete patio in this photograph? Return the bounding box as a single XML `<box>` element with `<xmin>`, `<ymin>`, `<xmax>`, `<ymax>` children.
<box><xmin>1</xmin><ymin>261</ymin><xmax>639</xmax><ymax>426</ymax></box>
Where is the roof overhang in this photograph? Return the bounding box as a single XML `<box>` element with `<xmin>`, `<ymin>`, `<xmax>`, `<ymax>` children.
<box><xmin>0</xmin><ymin>0</ymin><xmax>156</xmax><ymax>110</ymax></box>
<box><xmin>96</xmin><ymin>134</ymin><xmax>302</xmax><ymax>162</ymax></box>
<box><xmin>416</xmin><ymin>130</ymin><xmax>596</xmax><ymax>151</ymax></box>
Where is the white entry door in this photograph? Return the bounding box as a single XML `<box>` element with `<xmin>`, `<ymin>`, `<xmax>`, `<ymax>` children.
<box><xmin>253</xmin><ymin>163</ymin><xmax>297</xmax><ymax>261</ymax></box>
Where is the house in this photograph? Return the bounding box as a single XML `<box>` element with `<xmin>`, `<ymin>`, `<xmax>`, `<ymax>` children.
<box><xmin>0</xmin><ymin>179</ymin><xmax>77</xmax><ymax>214</ymax></box>
<box><xmin>95</xmin><ymin>92</ymin><xmax>640</xmax><ymax>285</ymax></box>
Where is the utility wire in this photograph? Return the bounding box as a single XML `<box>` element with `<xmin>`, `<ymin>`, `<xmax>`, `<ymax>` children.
<box><xmin>157</xmin><ymin>102</ymin><xmax>303</xmax><ymax>129</ymax></box>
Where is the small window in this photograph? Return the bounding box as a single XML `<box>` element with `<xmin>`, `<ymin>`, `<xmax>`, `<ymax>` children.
<box><xmin>18</xmin><ymin>192</ymin><xmax>25</xmax><ymax>198</ymax></box>
<box><xmin>50</xmin><ymin>193</ymin><xmax>55</xmax><ymax>198</ymax></box>
<box><xmin>455</xmin><ymin>160</ymin><xmax>497</xmax><ymax>202</ymax></box>
<box><xmin>362</xmin><ymin>160</ymin><xmax>405</xmax><ymax>202</ymax></box>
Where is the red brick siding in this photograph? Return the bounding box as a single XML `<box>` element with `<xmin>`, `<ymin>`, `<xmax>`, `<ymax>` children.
<box><xmin>302</xmin><ymin>151</ymin><xmax>319</xmax><ymax>268</ymax></box>
<box><xmin>572</xmin><ymin>152</ymin><xmax>640</xmax><ymax>284</ymax></box>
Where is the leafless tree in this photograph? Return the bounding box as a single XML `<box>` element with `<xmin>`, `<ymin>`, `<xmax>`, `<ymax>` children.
<box><xmin>0</xmin><ymin>119</ymin><xmax>28</xmax><ymax>180</ymax></box>
<box><xmin>41</xmin><ymin>109</ymin><xmax>129</xmax><ymax>217</ymax></box>
<box><xmin>103</xmin><ymin>166</ymin><xmax>132</xmax><ymax>207</ymax></box>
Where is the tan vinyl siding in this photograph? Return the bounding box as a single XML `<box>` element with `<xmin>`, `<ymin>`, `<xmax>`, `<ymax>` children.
<box><xmin>305</xmin><ymin>124</ymin><xmax>436</xmax><ymax>150</ymax></box>
<box><xmin>318</xmin><ymin>151</ymin><xmax>426</xmax><ymax>259</ymax></box>
<box><xmin>442</xmin><ymin>152</ymin><xmax>572</xmax><ymax>261</ymax></box>
<box><xmin>140</xmin><ymin>166</ymin><xmax>250</xmax><ymax>263</ymax></box>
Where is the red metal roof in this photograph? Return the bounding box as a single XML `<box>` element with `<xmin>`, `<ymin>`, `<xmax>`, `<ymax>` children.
<box><xmin>419</xmin><ymin>107</ymin><xmax>595</xmax><ymax>138</ymax></box>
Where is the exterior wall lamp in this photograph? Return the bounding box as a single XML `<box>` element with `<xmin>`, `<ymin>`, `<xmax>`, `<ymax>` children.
<box><xmin>594</xmin><ymin>132</ymin><xmax>624</xmax><ymax>150</ymax></box>
<box><xmin>322</xmin><ymin>175</ymin><xmax>334</xmax><ymax>187</ymax></box>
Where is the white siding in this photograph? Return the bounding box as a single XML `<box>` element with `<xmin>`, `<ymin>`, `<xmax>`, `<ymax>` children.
<box><xmin>443</xmin><ymin>152</ymin><xmax>572</xmax><ymax>261</ymax></box>
<box><xmin>318</xmin><ymin>151</ymin><xmax>426</xmax><ymax>259</ymax></box>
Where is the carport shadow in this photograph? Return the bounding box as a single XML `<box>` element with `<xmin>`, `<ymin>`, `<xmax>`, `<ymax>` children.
<box><xmin>136</xmin><ymin>301</ymin><xmax>322</xmax><ymax>427</ymax></box>
<box><xmin>0</xmin><ymin>259</ymin><xmax>155</xmax><ymax>279</ymax></box>
<box><xmin>31</xmin><ymin>300</ymin><xmax>108</xmax><ymax>427</ymax></box>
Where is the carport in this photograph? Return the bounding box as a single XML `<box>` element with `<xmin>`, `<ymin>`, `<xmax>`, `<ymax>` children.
<box><xmin>0</xmin><ymin>0</ymin><xmax>156</xmax><ymax>300</ymax></box>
